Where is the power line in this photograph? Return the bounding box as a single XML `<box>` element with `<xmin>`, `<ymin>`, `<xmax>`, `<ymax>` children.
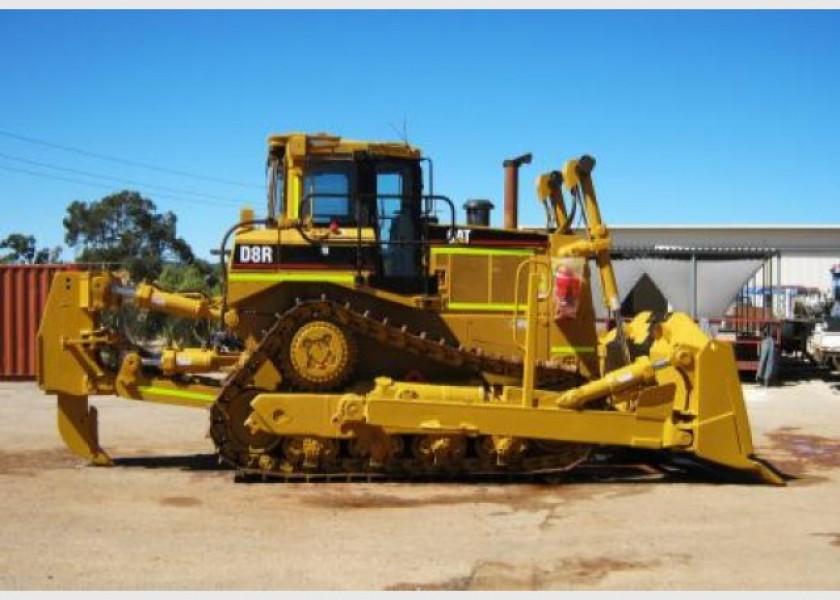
<box><xmin>0</xmin><ymin>150</ymin><xmax>246</xmax><ymax>205</ymax></box>
<box><xmin>0</xmin><ymin>128</ymin><xmax>262</xmax><ymax>190</ymax></box>
<box><xmin>0</xmin><ymin>163</ymin><xmax>247</xmax><ymax>209</ymax></box>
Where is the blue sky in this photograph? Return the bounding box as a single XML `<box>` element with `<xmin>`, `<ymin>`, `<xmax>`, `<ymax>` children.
<box><xmin>1</xmin><ymin>10</ymin><xmax>838</xmax><ymax>261</ymax></box>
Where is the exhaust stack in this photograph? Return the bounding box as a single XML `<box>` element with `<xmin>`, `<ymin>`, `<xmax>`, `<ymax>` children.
<box><xmin>503</xmin><ymin>153</ymin><xmax>532</xmax><ymax>230</ymax></box>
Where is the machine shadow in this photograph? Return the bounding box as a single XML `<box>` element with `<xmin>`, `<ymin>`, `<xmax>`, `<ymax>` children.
<box><xmin>107</xmin><ymin>457</ymin><xmax>788</xmax><ymax>487</ymax></box>
<box><xmin>113</xmin><ymin>453</ymin><xmax>229</xmax><ymax>472</ymax></box>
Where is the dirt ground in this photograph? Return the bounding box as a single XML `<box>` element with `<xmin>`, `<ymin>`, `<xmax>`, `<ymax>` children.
<box><xmin>1</xmin><ymin>376</ymin><xmax>840</xmax><ymax>590</ymax></box>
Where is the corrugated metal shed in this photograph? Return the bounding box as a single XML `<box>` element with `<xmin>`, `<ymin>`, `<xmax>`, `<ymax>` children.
<box><xmin>589</xmin><ymin>246</ymin><xmax>777</xmax><ymax>320</ymax></box>
<box><xmin>0</xmin><ymin>264</ymin><xmax>77</xmax><ymax>379</ymax></box>
<box><xmin>608</xmin><ymin>226</ymin><xmax>840</xmax><ymax>292</ymax></box>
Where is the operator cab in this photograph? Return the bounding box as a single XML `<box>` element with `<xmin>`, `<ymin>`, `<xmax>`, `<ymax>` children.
<box><xmin>267</xmin><ymin>133</ymin><xmax>436</xmax><ymax>295</ymax></box>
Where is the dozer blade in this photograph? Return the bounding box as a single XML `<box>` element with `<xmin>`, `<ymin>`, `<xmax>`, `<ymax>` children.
<box><xmin>57</xmin><ymin>394</ymin><xmax>112</xmax><ymax>466</ymax></box>
<box><xmin>635</xmin><ymin>312</ymin><xmax>785</xmax><ymax>486</ymax></box>
<box><xmin>687</xmin><ymin>335</ymin><xmax>784</xmax><ymax>485</ymax></box>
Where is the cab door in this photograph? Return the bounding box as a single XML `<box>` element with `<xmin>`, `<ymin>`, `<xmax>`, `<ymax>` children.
<box><xmin>367</xmin><ymin>161</ymin><xmax>434</xmax><ymax>294</ymax></box>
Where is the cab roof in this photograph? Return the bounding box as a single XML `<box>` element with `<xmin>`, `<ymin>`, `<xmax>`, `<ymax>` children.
<box><xmin>268</xmin><ymin>132</ymin><xmax>422</xmax><ymax>160</ymax></box>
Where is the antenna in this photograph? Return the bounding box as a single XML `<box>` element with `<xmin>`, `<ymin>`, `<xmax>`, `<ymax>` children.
<box><xmin>389</xmin><ymin>118</ymin><xmax>410</xmax><ymax>146</ymax></box>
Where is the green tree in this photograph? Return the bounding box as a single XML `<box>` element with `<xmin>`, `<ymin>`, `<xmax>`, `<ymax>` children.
<box><xmin>157</xmin><ymin>259</ymin><xmax>220</xmax><ymax>295</ymax></box>
<box><xmin>63</xmin><ymin>190</ymin><xmax>195</xmax><ymax>282</ymax></box>
<box><xmin>0</xmin><ymin>233</ymin><xmax>62</xmax><ymax>264</ymax></box>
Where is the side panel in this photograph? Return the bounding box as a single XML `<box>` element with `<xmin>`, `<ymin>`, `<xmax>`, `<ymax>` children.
<box><xmin>432</xmin><ymin>245</ymin><xmax>600</xmax><ymax>379</ymax></box>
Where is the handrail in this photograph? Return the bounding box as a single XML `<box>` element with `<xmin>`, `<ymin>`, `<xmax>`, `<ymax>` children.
<box><xmin>298</xmin><ymin>191</ymin><xmax>457</xmax><ymax>284</ymax></box>
<box><xmin>512</xmin><ymin>257</ymin><xmax>550</xmax><ymax>351</ymax></box>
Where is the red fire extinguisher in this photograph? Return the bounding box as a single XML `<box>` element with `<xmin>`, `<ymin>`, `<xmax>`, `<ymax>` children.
<box><xmin>554</xmin><ymin>264</ymin><xmax>582</xmax><ymax>320</ymax></box>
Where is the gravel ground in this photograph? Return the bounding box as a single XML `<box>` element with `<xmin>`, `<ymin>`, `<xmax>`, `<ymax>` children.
<box><xmin>1</xmin><ymin>376</ymin><xmax>839</xmax><ymax>590</ymax></box>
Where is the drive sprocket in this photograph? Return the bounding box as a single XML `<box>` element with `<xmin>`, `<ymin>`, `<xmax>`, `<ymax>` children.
<box><xmin>280</xmin><ymin>315</ymin><xmax>356</xmax><ymax>391</ymax></box>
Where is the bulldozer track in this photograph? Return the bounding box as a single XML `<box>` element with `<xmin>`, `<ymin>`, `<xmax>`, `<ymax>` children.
<box><xmin>209</xmin><ymin>297</ymin><xmax>589</xmax><ymax>480</ymax></box>
<box><xmin>231</xmin><ymin>455</ymin><xmax>600</xmax><ymax>483</ymax></box>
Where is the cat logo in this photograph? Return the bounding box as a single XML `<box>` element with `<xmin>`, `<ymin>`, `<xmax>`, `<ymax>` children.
<box><xmin>238</xmin><ymin>245</ymin><xmax>274</xmax><ymax>264</ymax></box>
<box><xmin>454</xmin><ymin>229</ymin><xmax>471</xmax><ymax>244</ymax></box>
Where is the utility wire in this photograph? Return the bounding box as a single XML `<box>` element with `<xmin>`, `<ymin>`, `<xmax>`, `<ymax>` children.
<box><xmin>0</xmin><ymin>163</ymin><xmax>245</xmax><ymax>209</ymax></box>
<box><xmin>0</xmin><ymin>128</ymin><xmax>262</xmax><ymax>190</ymax></box>
<box><xmin>0</xmin><ymin>150</ymin><xmax>244</xmax><ymax>205</ymax></box>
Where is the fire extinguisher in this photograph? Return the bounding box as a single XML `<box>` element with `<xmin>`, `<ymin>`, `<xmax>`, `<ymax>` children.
<box><xmin>554</xmin><ymin>264</ymin><xmax>582</xmax><ymax>320</ymax></box>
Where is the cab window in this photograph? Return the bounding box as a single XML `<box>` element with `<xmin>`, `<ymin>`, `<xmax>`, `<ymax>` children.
<box><xmin>302</xmin><ymin>163</ymin><xmax>353</xmax><ymax>226</ymax></box>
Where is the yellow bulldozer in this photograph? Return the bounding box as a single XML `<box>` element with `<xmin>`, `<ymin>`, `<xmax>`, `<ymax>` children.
<box><xmin>36</xmin><ymin>132</ymin><xmax>782</xmax><ymax>484</ymax></box>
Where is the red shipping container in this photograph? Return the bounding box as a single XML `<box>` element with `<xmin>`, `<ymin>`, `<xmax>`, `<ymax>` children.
<box><xmin>0</xmin><ymin>264</ymin><xmax>78</xmax><ymax>380</ymax></box>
